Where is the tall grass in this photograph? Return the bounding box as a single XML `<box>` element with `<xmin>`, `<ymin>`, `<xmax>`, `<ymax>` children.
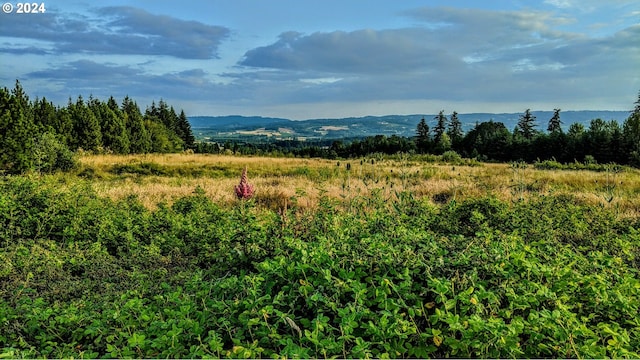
<box><xmin>75</xmin><ymin>153</ymin><xmax>640</xmax><ymax>217</ymax></box>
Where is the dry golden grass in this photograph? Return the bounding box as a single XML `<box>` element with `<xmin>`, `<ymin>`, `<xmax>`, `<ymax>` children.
<box><xmin>78</xmin><ymin>153</ymin><xmax>640</xmax><ymax>216</ymax></box>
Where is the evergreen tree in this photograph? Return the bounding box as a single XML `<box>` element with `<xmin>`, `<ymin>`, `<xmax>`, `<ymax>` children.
<box><xmin>122</xmin><ymin>96</ymin><xmax>151</xmax><ymax>153</ymax></box>
<box><xmin>54</xmin><ymin>107</ymin><xmax>74</xmax><ymax>148</ymax></box>
<box><xmin>0</xmin><ymin>82</ymin><xmax>36</xmax><ymax>173</ymax></box>
<box><xmin>170</xmin><ymin>106</ymin><xmax>184</xmax><ymax>140</ymax></box>
<box><xmin>608</xmin><ymin>120</ymin><xmax>625</xmax><ymax>164</ymax></box>
<box><xmin>415</xmin><ymin>117</ymin><xmax>431</xmax><ymax>153</ymax></box>
<box><xmin>107</xmin><ymin>96</ymin><xmax>121</xmax><ymax>115</ymax></box>
<box><xmin>515</xmin><ymin>109</ymin><xmax>537</xmax><ymax>140</ymax></box>
<box><xmin>69</xmin><ymin>96</ymin><xmax>102</xmax><ymax>152</ymax></box>
<box><xmin>623</xmin><ymin>90</ymin><xmax>640</xmax><ymax>166</ymax></box>
<box><xmin>433</xmin><ymin>110</ymin><xmax>447</xmax><ymax>144</ymax></box>
<box><xmin>447</xmin><ymin>111</ymin><xmax>463</xmax><ymax>147</ymax></box>
<box><xmin>33</xmin><ymin>97</ymin><xmax>58</xmax><ymax>133</ymax></box>
<box><xmin>547</xmin><ymin>108</ymin><xmax>562</xmax><ymax>133</ymax></box>
<box><xmin>177</xmin><ymin>110</ymin><xmax>195</xmax><ymax>149</ymax></box>
<box><xmin>155</xmin><ymin>99</ymin><xmax>178</xmax><ymax>132</ymax></box>
<box><xmin>92</xmin><ymin>100</ymin><xmax>129</xmax><ymax>154</ymax></box>
<box><xmin>585</xmin><ymin>118</ymin><xmax>611</xmax><ymax>163</ymax></box>
<box><xmin>567</xmin><ymin>123</ymin><xmax>586</xmax><ymax>161</ymax></box>
<box><xmin>144</xmin><ymin>118</ymin><xmax>183</xmax><ymax>153</ymax></box>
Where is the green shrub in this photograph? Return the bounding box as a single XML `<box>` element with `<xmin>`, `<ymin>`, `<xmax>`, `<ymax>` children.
<box><xmin>441</xmin><ymin>150</ymin><xmax>463</xmax><ymax>163</ymax></box>
<box><xmin>1</xmin><ymin>177</ymin><xmax>639</xmax><ymax>358</ymax></box>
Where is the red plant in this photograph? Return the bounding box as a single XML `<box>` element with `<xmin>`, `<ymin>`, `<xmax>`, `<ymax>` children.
<box><xmin>235</xmin><ymin>166</ymin><xmax>255</xmax><ymax>199</ymax></box>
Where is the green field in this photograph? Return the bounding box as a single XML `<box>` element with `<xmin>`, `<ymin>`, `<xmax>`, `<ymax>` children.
<box><xmin>1</xmin><ymin>154</ymin><xmax>639</xmax><ymax>358</ymax></box>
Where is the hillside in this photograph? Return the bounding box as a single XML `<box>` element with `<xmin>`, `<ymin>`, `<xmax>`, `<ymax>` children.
<box><xmin>189</xmin><ymin>111</ymin><xmax>630</xmax><ymax>141</ymax></box>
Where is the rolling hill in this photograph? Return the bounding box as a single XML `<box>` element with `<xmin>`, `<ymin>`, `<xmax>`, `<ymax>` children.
<box><xmin>190</xmin><ymin>111</ymin><xmax>631</xmax><ymax>141</ymax></box>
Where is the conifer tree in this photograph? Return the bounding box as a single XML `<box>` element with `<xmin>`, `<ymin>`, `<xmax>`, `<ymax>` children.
<box><xmin>54</xmin><ymin>107</ymin><xmax>74</xmax><ymax>148</ymax></box>
<box><xmin>516</xmin><ymin>109</ymin><xmax>537</xmax><ymax>140</ymax></box>
<box><xmin>177</xmin><ymin>110</ymin><xmax>195</xmax><ymax>149</ymax></box>
<box><xmin>433</xmin><ymin>110</ymin><xmax>447</xmax><ymax>143</ymax></box>
<box><xmin>415</xmin><ymin>117</ymin><xmax>431</xmax><ymax>152</ymax></box>
<box><xmin>70</xmin><ymin>96</ymin><xmax>102</xmax><ymax>152</ymax></box>
<box><xmin>0</xmin><ymin>81</ymin><xmax>36</xmax><ymax>173</ymax></box>
<box><xmin>447</xmin><ymin>110</ymin><xmax>463</xmax><ymax>146</ymax></box>
<box><xmin>122</xmin><ymin>96</ymin><xmax>151</xmax><ymax>153</ymax></box>
<box><xmin>33</xmin><ymin>97</ymin><xmax>58</xmax><ymax>133</ymax></box>
<box><xmin>547</xmin><ymin>108</ymin><xmax>562</xmax><ymax>133</ymax></box>
<box><xmin>623</xmin><ymin>90</ymin><xmax>640</xmax><ymax>166</ymax></box>
<box><xmin>92</xmin><ymin>100</ymin><xmax>129</xmax><ymax>154</ymax></box>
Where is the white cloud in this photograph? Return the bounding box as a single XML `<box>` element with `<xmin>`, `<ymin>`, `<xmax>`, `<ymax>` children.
<box><xmin>544</xmin><ymin>0</ymin><xmax>573</xmax><ymax>9</ymax></box>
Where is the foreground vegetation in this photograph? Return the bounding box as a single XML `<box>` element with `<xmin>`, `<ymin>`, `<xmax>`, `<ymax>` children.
<box><xmin>1</xmin><ymin>154</ymin><xmax>639</xmax><ymax>358</ymax></box>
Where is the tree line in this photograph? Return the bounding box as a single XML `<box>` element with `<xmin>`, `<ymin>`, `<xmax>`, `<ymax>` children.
<box><xmin>417</xmin><ymin>103</ymin><xmax>640</xmax><ymax>167</ymax></box>
<box><xmin>3</xmin><ymin>80</ymin><xmax>639</xmax><ymax>172</ymax></box>
<box><xmin>1</xmin><ymin>81</ymin><xmax>195</xmax><ymax>174</ymax></box>
<box><xmin>196</xmin><ymin>93</ymin><xmax>640</xmax><ymax>168</ymax></box>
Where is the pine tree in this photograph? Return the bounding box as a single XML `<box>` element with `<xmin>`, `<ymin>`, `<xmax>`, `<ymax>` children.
<box><xmin>416</xmin><ymin>117</ymin><xmax>431</xmax><ymax>152</ymax></box>
<box><xmin>54</xmin><ymin>107</ymin><xmax>74</xmax><ymax>148</ymax></box>
<box><xmin>92</xmin><ymin>100</ymin><xmax>129</xmax><ymax>154</ymax></box>
<box><xmin>33</xmin><ymin>97</ymin><xmax>58</xmax><ymax>133</ymax></box>
<box><xmin>547</xmin><ymin>108</ymin><xmax>562</xmax><ymax>133</ymax></box>
<box><xmin>69</xmin><ymin>95</ymin><xmax>102</xmax><ymax>152</ymax></box>
<box><xmin>122</xmin><ymin>96</ymin><xmax>151</xmax><ymax>153</ymax></box>
<box><xmin>447</xmin><ymin>111</ymin><xmax>463</xmax><ymax>146</ymax></box>
<box><xmin>433</xmin><ymin>110</ymin><xmax>447</xmax><ymax>143</ymax></box>
<box><xmin>623</xmin><ymin>90</ymin><xmax>640</xmax><ymax>166</ymax></box>
<box><xmin>177</xmin><ymin>110</ymin><xmax>195</xmax><ymax>149</ymax></box>
<box><xmin>0</xmin><ymin>81</ymin><xmax>36</xmax><ymax>173</ymax></box>
<box><xmin>516</xmin><ymin>109</ymin><xmax>537</xmax><ymax>140</ymax></box>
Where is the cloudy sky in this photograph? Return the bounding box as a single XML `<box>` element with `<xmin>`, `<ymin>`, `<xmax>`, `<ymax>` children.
<box><xmin>1</xmin><ymin>0</ymin><xmax>638</xmax><ymax>119</ymax></box>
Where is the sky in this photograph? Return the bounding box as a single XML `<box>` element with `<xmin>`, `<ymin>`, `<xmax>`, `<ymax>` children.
<box><xmin>1</xmin><ymin>0</ymin><xmax>639</xmax><ymax>119</ymax></box>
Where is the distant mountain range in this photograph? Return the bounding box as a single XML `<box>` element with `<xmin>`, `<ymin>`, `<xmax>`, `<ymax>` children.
<box><xmin>189</xmin><ymin>111</ymin><xmax>631</xmax><ymax>141</ymax></box>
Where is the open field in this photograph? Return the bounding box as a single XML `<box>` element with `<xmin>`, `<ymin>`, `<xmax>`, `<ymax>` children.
<box><xmin>1</xmin><ymin>154</ymin><xmax>640</xmax><ymax>358</ymax></box>
<box><xmin>78</xmin><ymin>153</ymin><xmax>640</xmax><ymax>216</ymax></box>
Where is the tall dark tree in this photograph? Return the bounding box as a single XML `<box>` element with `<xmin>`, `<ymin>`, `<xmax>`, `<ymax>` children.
<box><xmin>608</xmin><ymin>120</ymin><xmax>625</xmax><ymax>164</ymax></box>
<box><xmin>447</xmin><ymin>110</ymin><xmax>464</xmax><ymax>148</ymax></box>
<box><xmin>515</xmin><ymin>109</ymin><xmax>537</xmax><ymax>140</ymax></box>
<box><xmin>433</xmin><ymin>110</ymin><xmax>447</xmax><ymax>143</ymax></box>
<box><xmin>177</xmin><ymin>110</ymin><xmax>195</xmax><ymax>149</ymax></box>
<box><xmin>585</xmin><ymin>118</ymin><xmax>612</xmax><ymax>163</ymax></box>
<box><xmin>155</xmin><ymin>99</ymin><xmax>178</xmax><ymax>132</ymax></box>
<box><xmin>547</xmin><ymin>108</ymin><xmax>562</xmax><ymax>133</ymax></box>
<box><xmin>415</xmin><ymin>117</ymin><xmax>431</xmax><ymax>153</ymax></box>
<box><xmin>91</xmin><ymin>99</ymin><xmax>129</xmax><ymax>154</ymax></box>
<box><xmin>566</xmin><ymin>122</ymin><xmax>586</xmax><ymax>161</ymax></box>
<box><xmin>69</xmin><ymin>96</ymin><xmax>102</xmax><ymax>152</ymax></box>
<box><xmin>623</xmin><ymin>90</ymin><xmax>640</xmax><ymax>166</ymax></box>
<box><xmin>0</xmin><ymin>81</ymin><xmax>36</xmax><ymax>173</ymax></box>
<box><xmin>53</xmin><ymin>107</ymin><xmax>74</xmax><ymax>147</ymax></box>
<box><xmin>122</xmin><ymin>96</ymin><xmax>151</xmax><ymax>153</ymax></box>
<box><xmin>33</xmin><ymin>97</ymin><xmax>58</xmax><ymax>132</ymax></box>
<box><xmin>107</xmin><ymin>96</ymin><xmax>121</xmax><ymax>115</ymax></box>
<box><xmin>461</xmin><ymin>120</ymin><xmax>512</xmax><ymax>161</ymax></box>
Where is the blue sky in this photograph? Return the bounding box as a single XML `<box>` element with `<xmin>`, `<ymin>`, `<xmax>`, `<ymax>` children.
<box><xmin>1</xmin><ymin>0</ymin><xmax>638</xmax><ymax>119</ymax></box>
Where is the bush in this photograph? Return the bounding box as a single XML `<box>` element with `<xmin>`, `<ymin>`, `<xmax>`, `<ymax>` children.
<box><xmin>33</xmin><ymin>132</ymin><xmax>78</xmax><ymax>173</ymax></box>
<box><xmin>441</xmin><ymin>150</ymin><xmax>463</xmax><ymax>163</ymax></box>
<box><xmin>1</xmin><ymin>178</ymin><xmax>639</xmax><ymax>358</ymax></box>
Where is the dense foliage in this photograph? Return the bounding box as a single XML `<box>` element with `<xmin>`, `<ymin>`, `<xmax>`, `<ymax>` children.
<box><xmin>1</xmin><ymin>176</ymin><xmax>639</xmax><ymax>358</ymax></box>
<box><xmin>0</xmin><ymin>81</ymin><xmax>194</xmax><ymax>174</ymax></box>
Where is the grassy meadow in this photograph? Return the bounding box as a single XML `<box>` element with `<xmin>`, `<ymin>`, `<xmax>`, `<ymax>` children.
<box><xmin>1</xmin><ymin>153</ymin><xmax>640</xmax><ymax>358</ymax></box>
<box><xmin>79</xmin><ymin>153</ymin><xmax>640</xmax><ymax>215</ymax></box>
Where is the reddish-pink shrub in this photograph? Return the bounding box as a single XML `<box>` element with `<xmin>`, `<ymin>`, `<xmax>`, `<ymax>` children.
<box><xmin>235</xmin><ymin>166</ymin><xmax>255</xmax><ymax>199</ymax></box>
